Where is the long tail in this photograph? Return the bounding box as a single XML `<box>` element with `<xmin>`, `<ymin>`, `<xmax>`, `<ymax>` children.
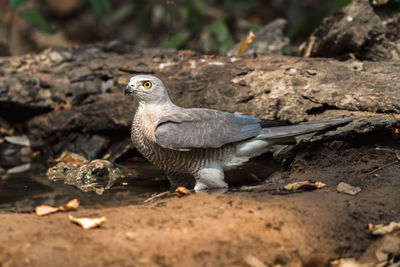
<box><xmin>256</xmin><ymin>118</ymin><xmax>353</xmax><ymax>143</ymax></box>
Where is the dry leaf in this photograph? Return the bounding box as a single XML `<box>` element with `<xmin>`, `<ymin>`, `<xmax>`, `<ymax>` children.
<box><xmin>7</xmin><ymin>163</ymin><xmax>31</xmax><ymax>174</ymax></box>
<box><xmin>336</xmin><ymin>182</ymin><xmax>361</xmax><ymax>196</ymax></box>
<box><xmin>49</xmin><ymin>151</ymin><xmax>87</xmax><ymax>166</ymax></box>
<box><xmin>0</xmin><ymin>126</ymin><xmax>13</xmax><ymax>136</ymax></box>
<box><xmin>331</xmin><ymin>258</ymin><xmax>360</xmax><ymax>267</ymax></box>
<box><xmin>368</xmin><ymin>221</ymin><xmax>400</xmax><ymax>235</ymax></box>
<box><xmin>54</xmin><ymin>101</ymin><xmax>72</xmax><ymax>111</ymax></box>
<box><xmin>236</xmin><ymin>32</ymin><xmax>256</xmax><ymax>56</ymax></box>
<box><xmin>175</xmin><ymin>186</ymin><xmax>191</xmax><ymax>196</ymax></box>
<box><xmin>4</xmin><ymin>135</ymin><xmax>30</xmax><ymax>146</ymax></box>
<box><xmin>59</xmin><ymin>198</ymin><xmax>80</xmax><ymax>211</ymax></box>
<box><xmin>125</xmin><ymin>231</ymin><xmax>138</xmax><ymax>241</ymax></box>
<box><xmin>393</xmin><ymin>113</ymin><xmax>400</xmax><ymax>119</ymax></box>
<box><xmin>69</xmin><ymin>215</ymin><xmax>106</xmax><ymax>230</ymax></box>
<box><xmin>243</xmin><ymin>254</ymin><xmax>267</xmax><ymax>267</ymax></box>
<box><xmin>178</xmin><ymin>50</ymin><xmax>196</xmax><ymax>56</ymax></box>
<box><xmin>284</xmin><ymin>181</ymin><xmax>326</xmax><ymax>191</ymax></box>
<box><xmin>372</xmin><ymin>0</ymin><xmax>390</xmax><ymax>6</ymax></box>
<box><xmin>35</xmin><ymin>205</ymin><xmax>59</xmax><ymax>216</ymax></box>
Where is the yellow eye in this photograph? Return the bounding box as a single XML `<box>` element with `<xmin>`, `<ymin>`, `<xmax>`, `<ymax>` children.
<box><xmin>143</xmin><ymin>81</ymin><xmax>152</xmax><ymax>89</ymax></box>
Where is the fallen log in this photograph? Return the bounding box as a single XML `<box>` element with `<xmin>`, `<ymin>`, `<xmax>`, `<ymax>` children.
<box><xmin>0</xmin><ymin>41</ymin><xmax>399</xmax><ymax>159</ymax></box>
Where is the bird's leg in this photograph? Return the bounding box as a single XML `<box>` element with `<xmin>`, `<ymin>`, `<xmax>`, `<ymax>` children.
<box><xmin>193</xmin><ymin>163</ymin><xmax>228</xmax><ymax>192</ymax></box>
<box><xmin>165</xmin><ymin>172</ymin><xmax>195</xmax><ymax>191</ymax></box>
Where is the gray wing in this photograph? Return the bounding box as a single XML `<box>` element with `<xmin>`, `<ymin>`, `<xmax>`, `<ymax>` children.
<box><xmin>154</xmin><ymin>109</ymin><xmax>262</xmax><ymax>150</ymax></box>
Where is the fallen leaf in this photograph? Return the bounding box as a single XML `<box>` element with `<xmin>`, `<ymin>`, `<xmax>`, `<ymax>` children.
<box><xmin>284</xmin><ymin>181</ymin><xmax>326</xmax><ymax>191</ymax></box>
<box><xmin>69</xmin><ymin>215</ymin><xmax>106</xmax><ymax>230</ymax></box>
<box><xmin>125</xmin><ymin>231</ymin><xmax>137</xmax><ymax>240</ymax></box>
<box><xmin>243</xmin><ymin>254</ymin><xmax>267</xmax><ymax>267</ymax></box>
<box><xmin>175</xmin><ymin>186</ymin><xmax>191</xmax><ymax>196</ymax></box>
<box><xmin>0</xmin><ymin>127</ymin><xmax>13</xmax><ymax>136</ymax></box>
<box><xmin>336</xmin><ymin>182</ymin><xmax>361</xmax><ymax>196</ymax></box>
<box><xmin>7</xmin><ymin>163</ymin><xmax>31</xmax><ymax>174</ymax></box>
<box><xmin>54</xmin><ymin>101</ymin><xmax>72</xmax><ymax>111</ymax></box>
<box><xmin>59</xmin><ymin>198</ymin><xmax>80</xmax><ymax>211</ymax></box>
<box><xmin>35</xmin><ymin>205</ymin><xmax>59</xmax><ymax>216</ymax></box>
<box><xmin>178</xmin><ymin>49</ymin><xmax>196</xmax><ymax>56</ymax></box>
<box><xmin>368</xmin><ymin>221</ymin><xmax>400</xmax><ymax>235</ymax></box>
<box><xmin>4</xmin><ymin>135</ymin><xmax>30</xmax><ymax>146</ymax></box>
<box><xmin>372</xmin><ymin>0</ymin><xmax>390</xmax><ymax>6</ymax></box>
<box><xmin>48</xmin><ymin>151</ymin><xmax>87</xmax><ymax>166</ymax></box>
<box><xmin>393</xmin><ymin>113</ymin><xmax>400</xmax><ymax>118</ymax></box>
<box><xmin>236</xmin><ymin>31</ymin><xmax>256</xmax><ymax>56</ymax></box>
<box><xmin>331</xmin><ymin>258</ymin><xmax>359</xmax><ymax>267</ymax></box>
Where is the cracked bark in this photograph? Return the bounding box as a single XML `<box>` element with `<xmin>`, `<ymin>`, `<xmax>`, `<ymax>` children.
<box><xmin>0</xmin><ymin>41</ymin><xmax>399</xmax><ymax>159</ymax></box>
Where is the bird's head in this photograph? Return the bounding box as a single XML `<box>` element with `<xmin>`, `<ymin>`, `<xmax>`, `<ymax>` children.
<box><xmin>125</xmin><ymin>75</ymin><xmax>171</xmax><ymax>104</ymax></box>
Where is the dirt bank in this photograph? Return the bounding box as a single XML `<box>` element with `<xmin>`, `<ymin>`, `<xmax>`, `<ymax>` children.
<box><xmin>1</xmin><ymin>138</ymin><xmax>399</xmax><ymax>267</ymax></box>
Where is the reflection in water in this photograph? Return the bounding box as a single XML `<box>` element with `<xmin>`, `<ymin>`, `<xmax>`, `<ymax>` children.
<box><xmin>47</xmin><ymin>160</ymin><xmax>124</xmax><ymax>195</ymax></box>
<box><xmin>0</xmin><ymin>161</ymin><xmax>170</xmax><ymax>211</ymax></box>
<box><xmin>0</xmin><ymin>156</ymin><xmax>280</xmax><ymax>211</ymax></box>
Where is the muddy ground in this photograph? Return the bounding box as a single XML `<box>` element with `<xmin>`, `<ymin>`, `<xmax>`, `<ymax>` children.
<box><xmin>0</xmin><ymin>136</ymin><xmax>400</xmax><ymax>267</ymax></box>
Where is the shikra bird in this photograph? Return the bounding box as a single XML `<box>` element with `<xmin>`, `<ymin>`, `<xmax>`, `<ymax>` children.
<box><xmin>125</xmin><ymin>75</ymin><xmax>352</xmax><ymax>191</ymax></box>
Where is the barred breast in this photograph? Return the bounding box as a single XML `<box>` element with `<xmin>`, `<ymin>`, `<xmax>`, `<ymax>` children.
<box><xmin>131</xmin><ymin>107</ymin><xmax>235</xmax><ymax>174</ymax></box>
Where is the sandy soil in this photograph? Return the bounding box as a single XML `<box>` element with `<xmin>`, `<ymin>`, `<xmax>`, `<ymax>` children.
<box><xmin>1</xmin><ymin>140</ymin><xmax>400</xmax><ymax>267</ymax></box>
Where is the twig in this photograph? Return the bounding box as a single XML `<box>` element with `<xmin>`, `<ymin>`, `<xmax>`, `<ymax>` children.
<box><xmin>357</xmin><ymin>160</ymin><xmax>399</xmax><ymax>180</ymax></box>
<box><xmin>143</xmin><ymin>191</ymin><xmax>171</xmax><ymax>203</ymax></box>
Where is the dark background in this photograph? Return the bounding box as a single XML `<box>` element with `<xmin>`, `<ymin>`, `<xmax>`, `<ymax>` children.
<box><xmin>0</xmin><ymin>0</ymin><xmax>358</xmax><ymax>56</ymax></box>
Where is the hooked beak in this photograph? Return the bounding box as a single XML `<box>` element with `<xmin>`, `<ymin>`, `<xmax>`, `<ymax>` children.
<box><xmin>125</xmin><ymin>84</ymin><xmax>135</xmax><ymax>95</ymax></box>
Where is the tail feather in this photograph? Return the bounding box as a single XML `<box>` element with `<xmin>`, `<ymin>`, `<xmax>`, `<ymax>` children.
<box><xmin>256</xmin><ymin>118</ymin><xmax>353</xmax><ymax>143</ymax></box>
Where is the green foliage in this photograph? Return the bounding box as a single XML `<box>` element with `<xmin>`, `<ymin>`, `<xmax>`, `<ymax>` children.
<box><xmin>89</xmin><ymin>0</ymin><xmax>111</xmax><ymax>18</ymax></box>
<box><xmin>9</xmin><ymin>0</ymin><xmax>27</xmax><ymax>10</ymax></box>
<box><xmin>289</xmin><ymin>12</ymin><xmax>327</xmax><ymax>40</ymax></box>
<box><xmin>192</xmin><ymin>1</ymin><xmax>205</xmax><ymax>13</ymax></box>
<box><xmin>110</xmin><ymin>4</ymin><xmax>135</xmax><ymax>23</ymax></box>
<box><xmin>179</xmin><ymin>0</ymin><xmax>205</xmax><ymax>30</ymax></box>
<box><xmin>245</xmin><ymin>23</ymin><xmax>262</xmax><ymax>32</ymax></box>
<box><xmin>203</xmin><ymin>19</ymin><xmax>234</xmax><ymax>54</ymax></box>
<box><xmin>159</xmin><ymin>33</ymin><xmax>189</xmax><ymax>48</ymax></box>
<box><xmin>7</xmin><ymin>0</ymin><xmax>52</xmax><ymax>34</ymax></box>
<box><xmin>333</xmin><ymin>0</ymin><xmax>351</xmax><ymax>10</ymax></box>
<box><xmin>282</xmin><ymin>44</ymin><xmax>292</xmax><ymax>56</ymax></box>
<box><xmin>228</xmin><ymin>0</ymin><xmax>258</xmax><ymax>12</ymax></box>
<box><xmin>7</xmin><ymin>0</ymin><xmax>348</xmax><ymax>56</ymax></box>
<box><xmin>19</xmin><ymin>10</ymin><xmax>52</xmax><ymax>34</ymax></box>
<box><xmin>135</xmin><ymin>5</ymin><xmax>153</xmax><ymax>39</ymax></box>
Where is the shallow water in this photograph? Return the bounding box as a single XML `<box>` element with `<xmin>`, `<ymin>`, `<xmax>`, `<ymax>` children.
<box><xmin>0</xmin><ymin>157</ymin><xmax>280</xmax><ymax>211</ymax></box>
